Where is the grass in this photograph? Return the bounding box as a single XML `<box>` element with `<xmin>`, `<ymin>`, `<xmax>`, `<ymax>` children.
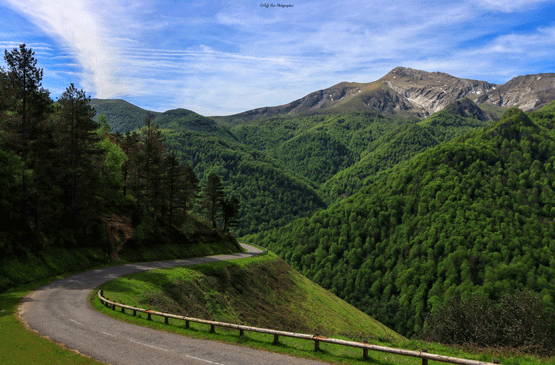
<box><xmin>92</xmin><ymin>253</ymin><xmax>551</xmax><ymax>365</ymax></box>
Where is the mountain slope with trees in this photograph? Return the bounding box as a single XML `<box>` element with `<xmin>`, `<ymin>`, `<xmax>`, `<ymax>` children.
<box><xmin>0</xmin><ymin>45</ymin><xmax>241</xmax><ymax>287</ymax></box>
<box><xmin>247</xmin><ymin>107</ymin><xmax>555</xmax><ymax>346</ymax></box>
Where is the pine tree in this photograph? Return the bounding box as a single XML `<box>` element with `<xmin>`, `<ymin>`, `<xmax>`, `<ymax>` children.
<box><xmin>182</xmin><ymin>163</ymin><xmax>199</xmax><ymax>213</ymax></box>
<box><xmin>202</xmin><ymin>173</ymin><xmax>224</xmax><ymax>227</ymax></box>
<box><xmin>222</xmin><ymin>195</ymin><xmax>240</xmax><ymax>231</ymax></box>
<box><xmin>138</xmin><ymin>113</ymin><xmax>166</xmax><ymax>220</ymax></box>
<box><xmin>57</xmin><ymin>83</ymin><xmax>103</xmax><ymax>226</ymax></box>
<box><xmin>164</xmin><ymin>152</ymin><xmax>185</xmax><ymax>226</ymax></box>
<box><xmin>2</xmin><ymin>44</ymin><xmax>52</xmax><ymax>233</ymax></box>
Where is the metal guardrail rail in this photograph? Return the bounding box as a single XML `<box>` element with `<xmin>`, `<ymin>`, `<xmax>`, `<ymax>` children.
<box><xmin>98</xmin><ymin>290</ymin><xmax>500</xmax><ymax>365</ymax></box>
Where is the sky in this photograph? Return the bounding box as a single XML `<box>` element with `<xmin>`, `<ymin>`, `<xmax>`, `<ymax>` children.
<box><xmin>1</xmin><ymin>0</ymin><xmax>555</xmax><ymax>116</ymax></box>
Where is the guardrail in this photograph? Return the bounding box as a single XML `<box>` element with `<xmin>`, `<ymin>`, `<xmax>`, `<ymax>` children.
<box><xmin>98</xmin><ymin>290</ymin><xmax>500</xmax><ymax>365</ymax></box>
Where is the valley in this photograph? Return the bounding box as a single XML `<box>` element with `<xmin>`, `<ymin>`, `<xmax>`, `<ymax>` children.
<box><xmin>3</xmin><ymin>54</ymin><xmax>555</xmax><ymax>363</ymax></box>
<box><xmin>89</xmin><ymin>66</ymin><xmax>555</xmax><ymax>354</ymax></box>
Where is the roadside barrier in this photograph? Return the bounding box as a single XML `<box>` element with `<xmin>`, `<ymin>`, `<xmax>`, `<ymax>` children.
<box><xmin>98</xmin><ymin>290</ymin><xmax>500</xmax><ymax>365</ymax></box>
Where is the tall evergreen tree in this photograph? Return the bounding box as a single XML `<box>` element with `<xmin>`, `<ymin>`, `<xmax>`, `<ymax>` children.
<box><xmin>182</xmin><ymin>163</ymin><xmax>199</xmax><ymax>213</ymax></box>
<box><xmin>164</xmin><ymin>152</ymin><xmax>184</xmax><ymax>226</ymax></box>
<box><xmin>138</xmin><ymin>113</ymin><xmax>166</xmax><ymax>220</ymax></box>
<box><xmin>57</xmin><ymin>83</ymin><xmax>103</xmax><ymax>227</ymax></box>
<box><xmin>202</xmin><ymin>173</ymin><xmax>224</xmax><ymax>227</ymax></box>
<box><xmin>2</xmin><ymin>44</ymin><xmax>52</xmax><ymax>233</ymax></box>
<box><xmin>222</xmin><ymin>195</ymin><xmax>240</xmax><ymax>231</ymax></box>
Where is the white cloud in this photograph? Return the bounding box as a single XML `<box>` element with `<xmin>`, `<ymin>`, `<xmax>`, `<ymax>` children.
<box><xmin>2</xmin><ymin>0</ymin><xmax>124</xmax><ymax>98</ymax></box>
<box><xmin>3</xmin><ymin>0</ymin><xmax>555</xmax><ymax>114</ymax></box>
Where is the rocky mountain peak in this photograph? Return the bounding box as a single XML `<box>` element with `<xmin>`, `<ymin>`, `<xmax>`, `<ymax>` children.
<box><xmin>379</xmin><ymin>67</ymin><xmax>496</xmax><ymax>116</ymax></box>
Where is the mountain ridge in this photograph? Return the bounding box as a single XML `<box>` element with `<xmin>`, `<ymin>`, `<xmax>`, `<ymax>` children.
<box><xmin>218</xmin><ymin>67</ymin><xmax>555</xmax><ymax>122</ymax></box>
<box><xmin>92</xmin><ymin>67</ymin><xmax>555</xmax><ymax>125</ymax></box>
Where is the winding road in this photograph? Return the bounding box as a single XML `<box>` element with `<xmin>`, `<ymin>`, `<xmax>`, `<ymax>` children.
<box><xmin>19</xmin><ymin>244</ymin><xmax>326</xmax><ymax>365</ymax></box>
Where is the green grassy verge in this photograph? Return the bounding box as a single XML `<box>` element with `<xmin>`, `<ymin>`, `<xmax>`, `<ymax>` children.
<box><xmin>92</xmin><ymin>253</ymin><xmax>548</xmax><ymax>365</ymax></box>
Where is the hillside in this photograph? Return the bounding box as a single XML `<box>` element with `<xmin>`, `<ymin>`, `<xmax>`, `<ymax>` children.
<box><xmin>97</xmin><ymin>252</ymin><xmax>403</xmax><ymax>342</ymax></box>
<box><xmin>90</xmin><ymin>98</ymin><xmax>160</xmax><ymax>132</ymax></box>
<box><xmin>247</xmin><ymin>107</ymin><xmax>555</xmax><ymax>339</ymax></box>
<box><xmin>162</xmin><ymin>129</ymin><xmax>326</xmax><ymax>235</ymax></box>
<box><xmin>319</xmin><ymin>99</ymin><xmax>492</xmax><ymax>201</ymax></box>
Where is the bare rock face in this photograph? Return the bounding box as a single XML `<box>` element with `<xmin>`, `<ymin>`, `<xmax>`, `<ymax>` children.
<box><xmin>476</xmin><ymin>73</ymin><xmax>555</xmax><ymax>111</ymax></box>
<box><xmin>379</xmin><ymin>67</ymin><xmax>496</xmax><ymax>116</ymax></box>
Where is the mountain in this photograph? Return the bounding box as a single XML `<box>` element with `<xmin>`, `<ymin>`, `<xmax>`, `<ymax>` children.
<box><xmin>379</xmin><ymin>67</ymin><xmax>496</xmax><ymax>115</ymax></box>
<box><xmin>247</xmin><ymin>107</ymin><xmax>555</xmax><ymax>338</ymax></box>
<box><xmin>476</xmin><ymin>72</ymin><xmax>555</xmax><ymax>111</ymax></box>
<box><xmin>219</xmin><ymin>67</ymin><xmax>555</xmax><ymax>123</ymax></box>
<box><xmin>156</xmin><ymin>108</ymin><xmax>237</xmax><ymax>141</ymax></box>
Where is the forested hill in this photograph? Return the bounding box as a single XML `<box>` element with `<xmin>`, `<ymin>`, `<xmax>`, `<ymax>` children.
<box><xmin>247</xmin><ymin>106</ymin><xmax>555</xmax><ymax>338</ymax></box>
<box><xmin>92</xmin><ymin>97</ymin><xmax>500</xmax><ymax>236</ymax></box>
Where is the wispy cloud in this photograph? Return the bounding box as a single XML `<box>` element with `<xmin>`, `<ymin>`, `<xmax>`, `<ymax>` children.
<box><xmin>473</xmin><ymin>0</ymin><xmax>552</xmax><ymax>12</ymax></box>
<box><xmin>1</xmin><ymin>0</ymin><xmax>554</xmax><ymax>114</ymax></box>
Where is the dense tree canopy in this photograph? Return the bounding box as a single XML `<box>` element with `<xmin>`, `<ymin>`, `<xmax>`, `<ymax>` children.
<box><xmin>248</xmin><ymin>108</ymin><xmax>555</xmax><ymax>341</ymax></box>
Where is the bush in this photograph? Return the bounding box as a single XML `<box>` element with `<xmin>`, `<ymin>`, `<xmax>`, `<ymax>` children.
<box><xmin>421</xmin><ymin>290</ymin><xmax>555</xmax><ymax>356</ymax></box>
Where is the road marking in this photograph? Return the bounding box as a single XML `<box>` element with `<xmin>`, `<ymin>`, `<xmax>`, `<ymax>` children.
<box><xmin>102</xmin><ymin>331</ymin><xmax>115</xmax><ymax>337</ymax></box>
<box><xmin>185</xmin><ymin>354</ymin><xmax>225</xmax><ymax>365</ymax></box>
<box><xmin>128</xmin><ymin>339</ymin><xmax>168</xmax><ymax>352</ymax></box>
<box><xmin>69</xmin><ymin>319</ymin><xmax>84</xmax><ymax>326</ymax></box>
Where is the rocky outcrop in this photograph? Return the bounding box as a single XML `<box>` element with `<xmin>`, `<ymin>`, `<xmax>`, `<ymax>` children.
<box><xmin>476</xmin><ymin>73</ymin><xmax>555</xmax><ymax>111</ymax></box>
<box><xmin>379</xmin><ymin>67</ymin><xmax>496</xmax><ymax>116</ymax></box>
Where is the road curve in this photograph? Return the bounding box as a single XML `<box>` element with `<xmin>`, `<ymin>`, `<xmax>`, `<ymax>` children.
<box><xmin>19</xmin><ymin>244</ymin><xmax>326</xmax><ymax>365</ymax></box>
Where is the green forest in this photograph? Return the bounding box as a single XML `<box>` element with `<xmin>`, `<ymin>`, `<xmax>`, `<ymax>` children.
<box><xmin>247</xmin><ymin>107</ymin><xmax>555</xmax><ymax>345</ymax></box>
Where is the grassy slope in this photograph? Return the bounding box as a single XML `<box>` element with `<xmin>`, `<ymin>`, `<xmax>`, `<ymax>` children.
<box><xmin>92</xmin><ymin>252</ymin><xmax>547</xmax><ymax>365</ymax></box>
<box><xmin>97</xmin><ymin>252</ymin><xmax>400</xmax><ymax>342</ymax></box>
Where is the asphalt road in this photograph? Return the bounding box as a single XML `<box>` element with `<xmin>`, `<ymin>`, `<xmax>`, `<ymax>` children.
<box><xmin>19</xmin><ymin>244</ymin><xmax>326</xmax><ymax>365</ymax></box>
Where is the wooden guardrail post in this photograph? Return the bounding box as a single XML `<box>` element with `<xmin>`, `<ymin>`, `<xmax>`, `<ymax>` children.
<box><xmin>314</xmin><ymin>339</ymin><xmax>320</xmax><ymax>352</ymax></box>
<box><xmin>147</xmin><ymin>310</ymin><xmax>152</xmax><ymax>321</ymax></box>
<box><xmin>422</xmin><ymin>348</ymin><xmax>428</xmax><ymax>365</ymax></box>
<box><xmin>165</xmin><ymin>316</ymin><xmax>169</xmax><ymax>325</ymax></box>
<box><xmin>240</xmin><ymin>322</ymin><xmax>244</xmax><ymax>337</ymax></box>
<box><xmin>133</xmin><ymin>309</ymin><xmax>137</xmax><ymax>316</ymax></box>
<box><xmin>210</xmin><ymin>324</ymin><xmax>215</xmax><ymax>333</ymax></box>
<box><xmin>185</xmin><ymin>320</ymin><xmax>189</xmax><ymax>329</ymax></box>
<box><xmin>273</xmin><ymin>334</ymin><xmax>279</xmax><ymax>345</ymax></box>
<box><xmin>121</xmin><ymin>303</ymin><xmax>125</xmax><ymax>314</ymax></box>
<box><xmin>363</xmin><ymin>340</ymin><xmax>368</xmax><ymax>360</ymax></box>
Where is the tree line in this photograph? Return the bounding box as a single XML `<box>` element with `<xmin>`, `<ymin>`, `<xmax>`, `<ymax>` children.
<box><xmin>0</xmin><ymin>44</ymin><xmax>238</xmax><ymax>256</ymax></box>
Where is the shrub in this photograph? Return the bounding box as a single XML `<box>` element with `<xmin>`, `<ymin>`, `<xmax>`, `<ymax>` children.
<box><xmin>421</xmin><ymin>290</ymin><xmax>555</xmax><ymax>356</ymax></box>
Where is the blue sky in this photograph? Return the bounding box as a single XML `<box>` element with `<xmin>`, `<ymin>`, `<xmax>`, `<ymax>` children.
<box><xmin>1</xmin><ymin>0</ymin><xmax>555</xmax><ymax>116</ymax></box>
